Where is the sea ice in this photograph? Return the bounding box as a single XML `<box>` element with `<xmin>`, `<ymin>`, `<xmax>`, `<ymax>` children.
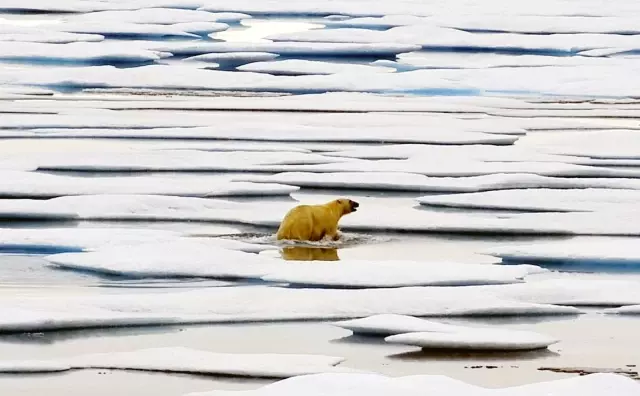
<box><xmin>259</xmin><ymin>261</ymin><xmax>544</xmax><ymax>288</ymax></box>
<box><xmin>417</xmin><ymin>188</ymin><xmax>640</xmax><ymax>212</ymax></box>
<box><xmin>238</xmin><ymin>59</ymin><xmax>395</xmax><ymax>75</ymax></box>
<box><xmin>0</xmin><ymin>0</ymin><xmax>112</xmax><ymax>13</ymax></box>
<box><xmin>485</xmin><ymin>238</ymin><xmax>640</xmax><ymax>266</ymax></box>
<box><xmin>0</xmin><ymin>26</ymin><xmax>104</xmax><ymax>44</ymax></box>
<box><xmin>333</xmin><ymin>314</ymin><xmax>559</xmax><ymax>350</ymax></box>
<box><xmin>153</xmin><ymin>41</ymin><xmax>421</xmax><ymax>58</ymax></box>
<box><xmin>186</xmin><ymin>372</ymin><xmax>640</xmax><ymax>396</ymax></box>
<box><xmin>170</xmin><ymin>21</ymin><xmax>229</xmax><ymax>34</ymax></box>
<box><xmin>52</xmin><ymin>21</ymin><xmax>201</xmax><ymax>39</ymax></box>
<box><xmin>0</xmin><ymin>42</ymin><xmax>169</xmax><ymax>64</ymax></box>
<box><xmin>476</xmin><ymin>278</ymin><xmax>640</xmax><ymax>307</ymax></box>
<box><xmin>184</xmin><ymin>52</ymin><xmax>279</xmax><ymax>65</ymax></box>
<box><xmin>0</xmin><ymin>227</ymin><xmax>182</xmax><ymax>254</ymax></box>
<box><xmin>434</xmin><ymin>15</ymin><xmax>640</xmax><ymax>35</ymax></box>
<box><xmin>264</xmin><ymin>158</ymin><xmax>640</xmax><ymax>178</ymax></box>
<box><xmin>385</xmin><ymin>330</ymin><xmax>557</xmax><ymax>351</ymax></box>
<box><xmin>0</xmin><ymin>347</ymin><xmax>356</xmax><ymax>378</ymax></box>
<box><xmin>0</xmin><ymin>171</ymin><xmax>299</xmax><ymax>198</ymax></box>
<box><xmin>0</xmin><ymin>285</ymin><xmax>580</xmax><ymax>332</ymax></box>
<box><xmin>10</xmin><ymin>150</ymin><xmax>348</xmax><ymax>172</ymax></box>
<box><xmin>44</xmin><ymin>238</ymin><xmax>543</xmax><ymax>287</ymax></box>
<box><xmin>73</xmin><ymin>8</ymin><xmax>245</xmax><ymax>24</ymax></box>
<box><xmin>237</xmin><ymin>172</ymin><xmax>640</xmax><ymax>193</ymax></box>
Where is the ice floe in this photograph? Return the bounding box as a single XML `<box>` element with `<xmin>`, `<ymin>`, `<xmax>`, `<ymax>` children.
<box><xmin>73</xmin><ymin>8</ymin><xmax>246</xmax><ymax>24</ymax></box>
<box><xmin>417</xmin><ymin>188</ymin><xmax>640</xmax><ymax>212</ymax></box>
<box><xmin>4</xmin><ymin>150</ymin><xmax>348</xmax><ymax>172</ymax></box>
<box><xmin>184</xmin><ymin>52</ymin><xmax>279</xmax><ymax>65</ymax></box>
<box><xmin>0</xmin><ymin>285</ymin><xmax>580</xmax><ymax>332</ymax></box>
<box><xmin>333</xmin><ymin>314</ymin><xmax>464</xmax><ymax>336</ymax></box>
<box><xmin>265</xmin><ymin>159</ymin><xmax>640</xmax><ymax>178</ymax></box>
<box><xmin>526</xmin><ymin>130</ymin><xmax>640</xmax><ymax>159</ymax></box>
<box><xmin>477</xmin><ymin>279</ymin><xmax>640</xmax><ymax>307</ymax></box>
<box><xmin>385</xmin><ymin>330</ymin><xmax>557</xmax><ymax>351</ymax></box>
<box><xmin>237</xmin><ymin>172</ymin><xmax>640</xmax><ymax>193</ymax></box>
<box><xmin>0</xmin><ymin>42</ymin><xmax>169</xmax><ymax>64</ymax></box>
<box><xmin>44</xmin><ymin>237</ymin><xmax>543</xmax><ymax>286</ymax></box>
<box><xmin>335</xmin><ymin>315</ymin><xmax>558</xmax><ymax>351</ymax></box>
<box><xmin>0</xmin><ymin>26</ymin><xmax>104</xmax><ymax>44</ymax></box>
<box><xmin>258</xmin><ymin>260</ymin><xmax>544</xmax><ymax>288</ymax></box>
<box><xmin>268</xmin><ymin>25</ymin><xmax>640</xmax><ymax>55</ymax></box>
<box><xmin>187</xmin><ymin>372</ymin><xmax>640</xmax><ymax>396</ymax></box>
<box><xmin>0</xmin><ymin>227</ymin><xmax>182</xmax><ymax>254</ymax></box>
<box><xmin>0</xmin><ymin>171</ymin><xmax>299</xmax><ymax>198</ymax></box>
<box><xmin>0</xmin><ymin>347</ymin><xmax>355</xmax><ymax>378</ymax></box>
<box><xmin>0</xmin><ymin>0</ymin><xmax>112</xmax><ymax>13</ymax></box>
<box><xmin>606</xmin><ymin>305</ymin><xmax>640</xmax><ymax>315</ymax></box>
<box><xmin>485</xmin><ymin>238</ymin><xmax>640</xmax><ymax>267</ymax></box>
<box><xmin>2</xmin><ymin>194</ymin><xmax>640</xmax><ymax>236</ymax></box>
<box><xmin>153</xmin><ymin>41</ymin><xmax>421</xmax><ymax>58</ymax></box>
<box><xmin>51</xmin><ymin>21</ymin><xmax>201</xmax><ymax>39</ymax></box>
<box><xmin>238</xmin><ymin>59</ymin><xmax>395</xmax><ymax>75</ymax></box>
<box><xmin>434</xmin><ymin>15</ymin><xmax>640</xmax><ymax>35</ymax></box>
<box><xmin>0</xmin><ymin>126</ymin><xmax>518</xmax><ymax>147</ymax></box>
<box><xmin>170</xmin><ymin>21</ymin><xmax>229</xmax><ymax>34</ymax></box>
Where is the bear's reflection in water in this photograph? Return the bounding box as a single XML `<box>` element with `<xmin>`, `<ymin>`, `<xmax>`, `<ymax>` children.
<box><xmin>280</xmin><ymin>246</ymin><xmax>340</xmax><ymax>261</ymax></box>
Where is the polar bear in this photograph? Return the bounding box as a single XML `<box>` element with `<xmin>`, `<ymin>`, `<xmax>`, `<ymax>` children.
<box><xmin>276</xmin><ymin>198</ymin><xmax>359</xmax><ymax>242</ymax></box>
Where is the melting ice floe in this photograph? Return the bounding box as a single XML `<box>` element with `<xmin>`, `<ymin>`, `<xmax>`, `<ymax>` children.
<box><xmin>333</xmin><ymin>314</ymin><xmax>558</xmax><ymax>351</ymax></box>
<box><xmin>238</xmin><ymin>59</ymin><xmax>395</xmax><ymax>76</ymax></box>
<box><xmin>237</xmin><ymin>172</ymin><xmax>640</xmax><ymax>193</ymax></box>
<box><xmin>0</xmin><ymin>227</ymin><xmax>183</xmax><ymax>254</ymax></box>
<box><xmin>0</xmin><ymin>347</ymin><xmax>357</xmax><ymax>378</ymax></box>
<box><xmin>186</xmin><ymin>372</ymin><xmax>640</xmax><ymax>396</ymax></box>
<box><xmin>44</xmin><ymin>240</ymin><xmax>544</xmax><ymax>287</ymax></box>
<box><xmin>485</xmin><ymin>238</ymin><xmax>640</xmax><ymax>267</ymax></box>
<box><xmin>0</xmin><ymin>150</ymin><xmax>349</xmax><ymax>172</ymax></box>
<box><xmin>72</xmin><ymin>8</ymin><xmax>250</xmax><ymax>24</ymax></box>
<box><xmin>0</xmin><ymin>171</ymin><xmax>299</xmax><ymax>198</ymax></box>
<box><xmin>417</xmin><ymin>188</ymin><xmax>640</xmax><ymax>212</ymax></box>
<box><xmin>0</xmin><ymin>42</ymin><xmax>169</xmax><ymax>64</ymax></box>
<box><xmin>3</xmin><ymin>194</ymin><xmax>640</xmax><ymax>236</ymax></box>
<box><xmin>0</xmin><ymin>26</ymin><xmax>103</xmax><ymax>44</ymax></box>
<box><xmin>0</xmin><ymin>286</ymin><xmax>580</xmax><ymax>332</ymax></box>
<box><xmin>473</xmin><ymin>278</ymin><xmax>640</xmax><ymax>307</ymax></box>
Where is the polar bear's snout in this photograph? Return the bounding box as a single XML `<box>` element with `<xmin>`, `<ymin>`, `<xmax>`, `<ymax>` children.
<box><xmin>349</xmin><ymin>200</ymin><xmax>359</xmax><ymax>212</ymax></box>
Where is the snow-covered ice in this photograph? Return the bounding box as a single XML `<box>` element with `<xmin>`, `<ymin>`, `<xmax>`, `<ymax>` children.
<box><xmin>259</xmin><ymin>260</ymin><xmax>544</xmax><ymax>288</ymax></box>
<box><xmin>46</xmin><ymin>241</ymin><xmax>545</xmax><ymax>286</ymax></box>
<box><xmin>485</xmin><ymin>238</ymin><xmax>640</xmax><ymax>266</ymax></box>
<box><xmin>186</xmin><ymin>372</ymin><xmax>640</xmax><ymax>396</ymax></box>
<box><xmin>0</xmin><ymin>347</ymin><xmax>356</xmax><ymax>378</ymax></box>
<box><xmin>154</xmin><ymin>41</ymin><xmax>421</xmax><ymax>58</ymax></box>
<box><xmin>0</xmin><ymin>171</ymin><xmax>299</xmax><ymax>198</ymax></box>
<box><xmin>385</xmin><ymin>330</ymin><xmax>557</xmax><ymax>351</ymax></box>
<box><xmin>0</xmin><ymin>285</ymin><xmax>580</xmax><ymax>332</ymax></box>
<box><xmin>417</xmin><ymin>188</ymin><xmax>640</xmax><ymax>212</ymax></box>
<box><xmin>4</xmin><ymin>150</ymin><xmax>349</xmax><ymax>172</ymax></box>
<box><xmin>333</xmin><ymin>314</ymin><xmax>558</xmax><ymax>351</ymax></box>
<box><xmin>238</xmin><ymin>59</ymin><xmax>395</xmax><ymax>75</ymax></box>
<box><xmin>477</xmin><ymin>278</ymin><xmax>640</xmax><ymax>307</ymax></box>
<box><xmin>0</xmin><ymin>26</ymin><xmax>104</xmax><ymax>44</ymax></box>
<box><xmin>73</xmin><ymin>8</ymin><xmax>247</xmax><ymax>24</ymax></box>
<box><xmin>0</xmin><ymin>42</ymin><xmax>169</xmax><ymax>64</ymax></box>
<box><xmin>0</xmin><ymin>227</ymin><xmax>183</xmax><ymax>254</ymax></box>
<box><xmin>237</xmin><ymin>172</ymin><xmax>640</xmax><ymax>193</ymax></box>
<box><xmin>184</xmin><ymin>52</ymin><xmax>279</xmax><ymax>64</ymax></box>
<box><xmin>2</xmin><ymin>194</ymin><xmax>640</xmax><ymax>236</ymax></box>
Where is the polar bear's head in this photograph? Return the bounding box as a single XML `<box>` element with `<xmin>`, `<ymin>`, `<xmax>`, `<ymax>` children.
<box><xmin>334</xmin><ymin>198</ymin><xmax>359</xmax><ymax>215</ymax></box>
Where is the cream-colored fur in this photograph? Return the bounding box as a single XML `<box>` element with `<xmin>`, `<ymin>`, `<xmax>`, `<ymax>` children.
<box><xmin>276</xmin><ymin>198</ymin><xmax>359</xmax><ymax>242</ymax></box>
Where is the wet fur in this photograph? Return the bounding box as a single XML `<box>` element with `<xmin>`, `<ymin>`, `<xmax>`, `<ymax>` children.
<box><xmin>276</xmin><ymin>199</ymin><xmax>359</xmax><ymax>242</ymax></box>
